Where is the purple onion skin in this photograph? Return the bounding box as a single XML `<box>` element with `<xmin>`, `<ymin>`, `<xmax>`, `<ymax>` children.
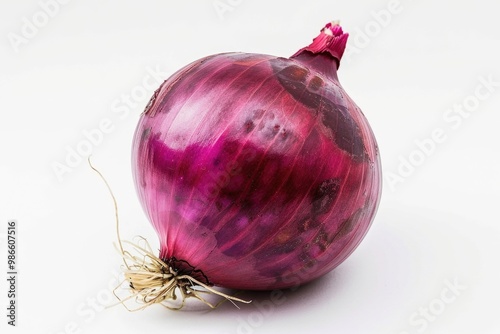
<box><xmin>132</xmin><ymin>24</ymin><xmax>381</xmax><ymax>290</ymax></box>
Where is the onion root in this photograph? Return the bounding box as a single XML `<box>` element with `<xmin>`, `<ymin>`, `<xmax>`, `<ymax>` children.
<box><xmin>88</xmin><ymin>157</ymin><xmax>250</xmax><ymax>311</ymax></box>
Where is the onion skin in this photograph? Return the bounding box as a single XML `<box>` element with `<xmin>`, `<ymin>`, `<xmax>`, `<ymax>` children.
<box><xmin>132</xmin><ymin>23</ymin><xmax>381</xmax><ymax>290</ymax></box>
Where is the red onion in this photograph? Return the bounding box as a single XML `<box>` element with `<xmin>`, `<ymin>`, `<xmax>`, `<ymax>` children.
<box><xmin>129</xmin><ymin>22</ymin><xmax>381</xmax><ymax>306</ymax></box>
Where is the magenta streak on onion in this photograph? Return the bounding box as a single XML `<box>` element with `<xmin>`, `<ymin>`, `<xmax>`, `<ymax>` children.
<box><xmin>131</xmin><ymin>22</ymin><xmax>382</xmax><ymax>292</ymax></box>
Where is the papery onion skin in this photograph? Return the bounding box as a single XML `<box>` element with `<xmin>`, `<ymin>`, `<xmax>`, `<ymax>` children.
<box><xmin>132</xmin><ymin>23</ymin><xmax>381</xmax><ymax>290</ymax></box>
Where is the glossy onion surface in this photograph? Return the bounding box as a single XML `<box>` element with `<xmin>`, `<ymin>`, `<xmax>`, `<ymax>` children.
<box><xmin>132</xmin><ymin>24</ymin><xmax>381</xmax><ymax>290</ymax></box>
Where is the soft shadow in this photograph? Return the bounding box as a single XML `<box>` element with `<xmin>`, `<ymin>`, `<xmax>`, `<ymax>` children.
<box><xmin>208</xmin><ymin>269</ymin><xmax>345</xmax><ymax>316</ymax></box>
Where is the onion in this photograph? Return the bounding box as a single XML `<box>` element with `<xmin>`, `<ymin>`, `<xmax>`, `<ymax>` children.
<box><xmin>128</xmin><ymin>22</ymin><xmax>381</xmax><ymax>308</ymax></box>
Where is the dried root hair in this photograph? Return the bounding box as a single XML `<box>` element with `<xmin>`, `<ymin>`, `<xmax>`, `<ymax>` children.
<box><xmin>88</xmin><ymin>157</ymin><xmax>250</xmax><ymax>311</ymax></box>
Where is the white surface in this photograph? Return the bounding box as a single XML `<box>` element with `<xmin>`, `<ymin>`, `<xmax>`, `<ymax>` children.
<box><xmin>1</xmin><ymin>0</ymin><xmax>499</xmax><ymax>333</ymax></box>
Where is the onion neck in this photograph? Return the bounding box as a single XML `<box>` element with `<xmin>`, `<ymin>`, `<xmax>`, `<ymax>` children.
<box><xmin>290</xmin><ymin>21</ymin><xmax>348</xmax><ymax>82</ymax></box>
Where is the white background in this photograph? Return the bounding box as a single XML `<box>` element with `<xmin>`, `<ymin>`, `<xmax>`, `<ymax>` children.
<box><xmin>1</xmin><ymin>0</ymin><xmax>499</xmax><ymax>333</ymax></box>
